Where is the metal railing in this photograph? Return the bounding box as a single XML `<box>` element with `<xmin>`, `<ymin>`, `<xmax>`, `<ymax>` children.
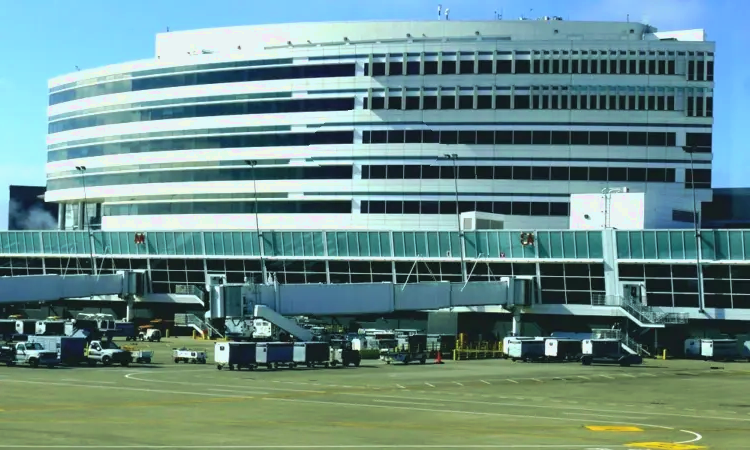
<box><xmin>173</xmin><ymin>313</ymin><xmax>223</xmax><ymax>338</ymax></box>
<box><xmin>174</xmin><ymin>284</ymin><xmax>205</xmax><ymax>298</ymax></box>
<box><xmin>592</xmin><ymin>295</ymin><xmax>689</xmax><ymax>326</ymax></box>
<box><xmin>622</xmin><ymin>334</ymin><xmax>652</xmax><ymax>357</ymax></box>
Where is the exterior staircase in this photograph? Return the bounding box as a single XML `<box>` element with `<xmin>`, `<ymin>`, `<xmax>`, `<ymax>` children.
<box><xmin>174</xmin><ymin>313</ymin><xmax>224</xmax><ymax>339</ymax></box>
<box><xmin>592</xmin><ymin>328</ymin><xmax>652</xmax><ymax>358</ymax></box>
<box><xmin>592</xmin><ymin>295</ymin><xmax>689</xmax><ymax>328</ymax></box>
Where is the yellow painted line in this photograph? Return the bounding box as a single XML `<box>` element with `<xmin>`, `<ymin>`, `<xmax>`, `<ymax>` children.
<box><xmin>626</xmin><ymin>443</ymin><xmax>706</xmax><ymax>450</ymax></box>
<box><xmin>586</xmin><ymin>425</ymin><xmax>643</xmax><ymax>432</ymax></box>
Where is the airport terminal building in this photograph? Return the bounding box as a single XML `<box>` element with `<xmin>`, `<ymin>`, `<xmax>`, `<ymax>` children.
<box><xmin>2</xmin><ymin>19</ymin><xmax>740</xmax><ymax>344</ymax></box>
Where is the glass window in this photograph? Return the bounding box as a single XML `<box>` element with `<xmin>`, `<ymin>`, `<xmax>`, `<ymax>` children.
<box><xmin>103</xmin><ymin>200</ymin><xmax>351</xmax><ymax>216</ymax></box>
<box><xmin>50</xmin><ymin>63</ymin><xmax>356</xmax><ymax>105</ymax></box>
<box><xmin>49</xmin><ymin>97</ymin><xmax>355</xmax><ymax>134</ymax></box>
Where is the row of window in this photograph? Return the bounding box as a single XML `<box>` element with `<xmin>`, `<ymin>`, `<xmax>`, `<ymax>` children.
<box><xmin>361</xmin><ymin>200</ymin><xmax>569</xmax><ymax>216</ymax></box>
<box><xmin>365</xmin><ymin>58</ymin><xmax>704</xmax><ymax>77</ymax></box>
<box><xmin>102</xmin><ymin>201</ymin><xmax>352</xmax><ymax>216</ymax></box>
<box><xmin>361</xmin><ymin>165</ymin><xmax>677</xmax><ymax>183</ymax></box>
<box><xmin>47</xmin><ymin>131</ymin><xmax>354</xmax><ymax>162</ymax></box>
<box><xmin>685</xmin><ymin>168</ymin><xmax>712</xmax><ymax>189</ymax></box>
<box><xmin>49</xmin><ymin>63</ymin><xmax>356</xmax><ymax>106</ymax></box>
<box><xmin>362</xmin><ymin>129</ymin><xmax>678</xmax><ymax>147</ymax></box>
<box><xmin>47</xmin><ymin>166</ymin><xmax>354</xmax><ymax>191</ymax></box>
<box><xmin>49</xmin><ymin>97</ymin><xmax>355</xmax><ymax>134</ymax></box>
<box><xmin>365</xmin><ymin>93</ymin><xmax>688</xmax><ymax>112</ymax></box>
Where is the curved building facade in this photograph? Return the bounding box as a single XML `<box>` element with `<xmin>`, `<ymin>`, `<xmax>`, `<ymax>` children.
<box><xmin>46</xmin><ymin>20</ymin><xmax>714</xmax><ymax>232</ymax></box>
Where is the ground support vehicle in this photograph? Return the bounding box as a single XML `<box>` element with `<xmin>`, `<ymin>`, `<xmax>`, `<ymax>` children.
<box><xmin>382</xmin><ymin>334</ymin><xmax>429</xmax><ymax>365</ymax></box>
<box><xmin>173</xmin><ymin>348</ymin><xmax>207</xmax><ymax>364</ymax></box>
<box><xmin>293</xmin><ymin>342</ymin><xmax>331</xmax><ymax>368</ymax></box>
<box><xmin>581</xmin><ymin>339</ymin><xmax>642</xmax><ymax>367</ymax></box>
<box><xmin>0</xmin><ymin>342</ymin><xmax>59</xmax><ymax>368</ymax></box>
<box><xmin>215</xmin><ymin>342</ymin><xmax>257</xmax><ymax>371</ymax></box>
<box><xmin>27</xmin><ymin>336</ymin><xmax>87</xmax><ymax>365</ymax></box>
<box><xmin>85</xmin><ymin>340</ymin><xmax>132</xmax><ymax>367</ymax></box>
<box><xmin>121</xmin><ymin>346</ymin><xmax>154</xmax><ymax>364</ymax></box>
<box><xmin>256</xmin><ymin>342</ymin><xmax>294</xmax><ymax>369</ymax></box>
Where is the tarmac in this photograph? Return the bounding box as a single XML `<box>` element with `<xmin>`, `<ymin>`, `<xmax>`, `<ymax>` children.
<box><xmin>0</xmin><ymin>337</ymin><xmax>748</xmax><ymax>449</ymax></box>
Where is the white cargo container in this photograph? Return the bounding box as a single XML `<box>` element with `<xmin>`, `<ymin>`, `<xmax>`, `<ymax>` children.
<box><xmin>505</xmin><ymin>338</ymin><xmax>545</xmax><ymax>362</ymax></box>
<box><xmin>581</xmin><ymin>339</ymin><xmax>641</xmax><ymax>367</ymax></box>
<box><xmin>700</xmin><ymin>339</ymin><xmax>739</xmax><ymax>361</ymax></box>
<box><xmin>502</xmin><ymin>336</ymin><xmax>542</xmax><ymax>358</ymax></box>
<box><xmin>544</xmin><ymin>338</ymin><xmax>582</xmax><ymax>361</ymax></box>
<box><xmin>742</xmin><ymin>341</ymin><xmax>750</xmax><ymax>361</ymax></box>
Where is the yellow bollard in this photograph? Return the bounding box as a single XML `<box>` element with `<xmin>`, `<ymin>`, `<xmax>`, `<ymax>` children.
<box><xmin>166</xmin><ymin>328</ymin><xmax>170</xmax><ymax>338</ymax></box>
<box><xmin>192</xmin><ymin>329</ymin><xmax>197</xmax><ymax>340</ymax></box>
<box><xmin>662</xmin><ymin>349</ymin><xmax>667</xmax><ymax>360</ymax></box>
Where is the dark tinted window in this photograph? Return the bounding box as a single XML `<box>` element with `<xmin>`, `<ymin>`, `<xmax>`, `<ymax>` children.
<box><xmin>104</xmin><ymin>200</ymin><xmax>351</xmax><ymax>216</ymax></box>
<box><xmin>50</xmin><ymin>97</ymin><xmax>355</xmax><ymax>133</ymax></box>
<box><xmin>48</xmin><ymin>165</ymin><xmax>354</xmax><ymax>190</ymax></box>
<box><xmin>50</xmin><ymin>63</ymin><xmax>356</xmax><ymax>105</ymax></box>
<box><xmin>48</xmin><ymin>131</ymin><xmax>354</xmax><ymax>162</ymax></box>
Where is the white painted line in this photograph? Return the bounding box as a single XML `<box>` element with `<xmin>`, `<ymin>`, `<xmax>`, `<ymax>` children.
<box><xmin>563</xmin><ymin>411</ymin><xmax>648</xmax><ymax>420</ymax></box>
<box><xmin>396</xmin><ymin>384</ymin><xmax>406</xmax><ymax>389</ymax></box>
<box><xmin>599</xmin><ymin>375</ymin><xmax>614</xmax><ymax>379</ymax></box>
<box><xmin>638</xmin><ymin>372</ymin><xmax>656</xmax><ymax>377</ymax></box>
<box><xmin>480</xmin><ymin>380</ymin><xmax>491</xmax><ymax>385</ymax></box>
<box><xmin>676</xmin><ymin>430</ymin><xmax>703</xmax><ymax>444</ymax></box>
<box><xmin>0</xmin><ymin>378</ymin><xmax>254</xmax><ymax>399</ymax></box>
<box><xmin>339</xmin><ymin>392</ymin><xmax>750</xmax><ymax>423</ymax></box>
<box><xmin>425</xmin><ymin>382</ymin><xmax>435</xmax><ymax>388</ymax></box>
<box><xmin>453</xmin><ymin>382</ymin><xmax>464</xmax><ymax>386</ymax></box>
<box><xmin>374</xmin><ymin>400</ymin><xmax>446</xmax><ymax>407</ymax></box>
<box><xmin>577</xmin><ymin>376</ymin><xmax>590</xmax><ymax>380</ymax></box>
<box><xmin>265</xmin><ymin>397</ymin><xmax>676</xmax><ymax>431</ymax></box>
<box><xmin>207</xmin><ymin>388</ymin><xmax>270</xmax><ymax>395</ymax></box>
<box><xmin>123</xmin><ymin>372</ymin><xmax>325</xmax><ymax>393</ymax></box>
<box><xmin>61</xmin><ymin>379</ymin><xmax>116</xmax><ymax>384</ymax></box>
<box><xmin>620</xmin><ymin>374</ymin><xmax>636</xmax><ymax>378</ymax></box>
<box><xmin>506</xmin><ymin>379</ymin><xmax>519</xmax><ymax>384</ymax></box>
<box><xmin>530</xmin><ymin>378</ymin><xmax>543</xmax><ymax>383</ymax></box>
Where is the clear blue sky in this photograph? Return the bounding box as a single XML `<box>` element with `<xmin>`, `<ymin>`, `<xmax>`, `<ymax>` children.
<box><xmin>0</xmin><ymin>0</ymin><xmax>747</xmax><ymax>228</ymax></box>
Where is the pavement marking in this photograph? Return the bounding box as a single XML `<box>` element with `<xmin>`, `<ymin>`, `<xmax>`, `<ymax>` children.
<box><xmin>453</xmin><ymin>382</ymin><xmax>464</xmax><ymax>386</ymax></box>
<box><xmin>123</xmin><ymin>372</ymin><xmax>326</xmax><ymax>393</ymax></box>
<box><xmin>374</xmin><ymin>400</ymin><xmax>446</xmax><ymax>407</ymax></box>
<box><xmin>207</xmin><ymin>388</ymin><xmax>270</xmax><ymax>395</ymax></box>
<box><xmin>506</xmin><ymin>379</ymin><xmax>519</xmax><ymax>384</ymax></box>
<box><xmin>676</xmin><ymin>430</ymin><xmax>703</xmax><ymax>444</ymax></box>
<box><xmin>0</xmin><ymin>445</ymin><xmax>650</xmax><ymax>449</ymax></box>
<box><xmin>620</xmin><ymin>374</ymin><xmax>636</xmax><ymax>378</ymax></box>
<box><xmin>530</xmin><ymin>378</ymin><xmax>543</xmax><ymax>382</ymax></box>
<box><xmin>639</xmin><ymin>373</ymin><xmax>657</xmax><ymax>377</ymax></box>
<box><xmin>577</xmin><ymin>376</ymin><xmax>590</xmax><ymax>380</ymax></box>
<box><xmin>396</xmin><ymin>384</ymin><xmax>406</xmax><ymax>389</ymax></box>
<box><xmin>425</xmin><ymin>382</ymin><xmax>435</xmax><ymax>388</ymax></box>
<box><xmin>340</xmin><ymin>392</ymin><xmax>750</xmax><ymax>422</ymax></box>
<box><xmin>265</xmin><ymin>397</ymin><xmax>678</xmax><ymax>431</ymax></box>
<box><xmin>585</xmin><ymin>425</ymin><xmax>643</xmax><ymax>432</ymax></box>
<box><xmin>480</xmin><ymin>380</ymin><xmax>491</xmax><ymax>384</ymax></box>
<box><xmin>0</xmin><ymin>378</ymin><xmax>255</xmax><ymax>400</ymax></box>
<box><xmin>599</xmin><ymin>375</ymin><xmax>615</xmax><ymax>379</ymax></box>
<box><xmin>60</xmin><ymin>378</ymin><xmax>116</xmax><ymax>384</ymax></box>
<box><xmin>625</xmin><ymin>443</ymin><xmax>705</xmax><ymax>450</ymax></box>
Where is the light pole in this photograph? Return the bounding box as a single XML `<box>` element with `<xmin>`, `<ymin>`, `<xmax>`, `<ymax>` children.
<box><xmin>682</xmin><ymin>146</ymin><xmax>705</xmax><ymax>313</ymax></box>
<box><xmin>75</xmin><ymin>165</ymin><xmax>96</xmax><ymax>275</ymax></box>
<box><xmin>245</xmin><ymin>160</ymin><xmax>266</xmax><ymax>284</ymax></box>
<box><xmin>440</xmin><ymin>153</ymin><xmax>465</xmax><ymax>283</ymax></box>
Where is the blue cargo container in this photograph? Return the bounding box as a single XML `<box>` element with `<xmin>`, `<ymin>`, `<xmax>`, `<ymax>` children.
<box><xmin>115</xmin><ymin>322</ymin><xmax>136</xmax><ymax>339</ymax></box>
<box><xmin>256</xmin><ymin>342</ymin><xmax>294</xmax><ymax>369</ymax></box>
<box><xmin>215</xmin><ymin>342</ymin><xmax>257</xmax><ymax>371</ymax></box>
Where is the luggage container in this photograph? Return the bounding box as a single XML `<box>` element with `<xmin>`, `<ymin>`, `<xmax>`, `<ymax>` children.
<box><xmin>27</xmin><ymin>336</ymin><xmax>87</xmax><ymax>365</ymax></box>
<box><xmin>502</xmin><ymin>336</ymin><xmax>543</xmax><ymax>358</ymax></box>
<box><xmin>35</xmin><ymin>320</ymin><xmax>67</xmax><ymax>336</ymax></box>
<box><xmin>506</xmin><ymin>338</ymin><xmax>545</xmax><ymax>362</ymax></box>
<box><xmin>0</xmin><ymin>320</ymin><xmax>16</xmax><ymax>337</ymax></box>
<box><xmin>743</xmin><ymin>341</ymin><xmax>750</xmax><ymax>361</ymax></box>
<box><xmin>293</xmin><ymin>342</ymin><xmax>330</xmax><ymax>368</ymax></box>
<box><xmin>256</xmin><ymin>342</ymin><xmax>294</xmax><ymax>369</ymax></box>
<box><xmin>15</xmin><ymin>320</ymin><xmax>36</xmax><ymax>335</ymax></box>
<box><xmin>215</xmin><ymin>342</ymin><xmax>257</xmax><ymax>371</ymax></box>
<box><xmin>581</xmin><ymin>339</ymin><xmax>642</xmax><ymax>366</ymax></box>
<box><xmin>700</xmin><ymin>339</ymin><xmax>739</xmax><ymax>361</ymax></box>
<box><xmin>544</xmin><ymin>338</ymin><xmax>582</xmax><ymax>362</ymax></box>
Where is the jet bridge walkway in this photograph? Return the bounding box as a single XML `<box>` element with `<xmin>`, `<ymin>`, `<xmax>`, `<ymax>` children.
<box><xmin>0</xmin><ymin>273</ymin><xmax>136</xmax><ymax>304</ymax></box>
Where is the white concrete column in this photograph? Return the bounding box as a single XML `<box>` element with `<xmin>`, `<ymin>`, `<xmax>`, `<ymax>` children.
<box><xmin>125</xmin><ymin>296</ymin><xmax>134</xmax><ymax>322</ymax></box>
<box><xmin>511</xmin><ymin>310</ymin><xmax>521</xmax><ymax>336</ymax></box>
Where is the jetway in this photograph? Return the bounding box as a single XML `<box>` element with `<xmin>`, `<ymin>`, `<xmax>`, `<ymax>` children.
<box><xmin>238</xmin><ymin>278</ymin><xmax>533</xmax><ymax>317</ymax></box>
<box><xmin>0</xmin><ymin>271</ymin><xmax>145</xmax><ymax>304</ymax></box>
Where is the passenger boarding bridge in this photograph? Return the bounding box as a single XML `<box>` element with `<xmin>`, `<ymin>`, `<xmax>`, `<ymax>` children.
<box><xmin>1</xmin><ymin>228</ymin><xmax>750</xmax><ymax>328</ymax></box>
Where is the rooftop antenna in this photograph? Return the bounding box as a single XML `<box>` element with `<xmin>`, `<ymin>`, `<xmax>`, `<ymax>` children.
<box><xmin>445</xmin><ymin>7</ymin><xmax>450</xmax><ymax>21</ymax></box>
<box><xmin>437</xmin><ymin>4</ymin><xmax>442</xmax><ymax>20</ymax></box>
<box><xmin>626</xmin><ymin>14</ymin><xmax>630</xmax><ymax>22</ymax></box>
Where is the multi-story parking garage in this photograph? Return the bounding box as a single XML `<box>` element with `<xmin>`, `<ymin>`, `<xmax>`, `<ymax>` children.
<box><xmin>46</xmin><ymin>20</ymin><xmax>714</xmax><ymax>232</ymax></box>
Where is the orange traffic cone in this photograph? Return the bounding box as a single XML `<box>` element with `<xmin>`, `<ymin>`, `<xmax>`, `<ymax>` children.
<box><xmin>435</xmin><ymin>351</ymin><xmax>444</xmax><ymax>364</ymax></box>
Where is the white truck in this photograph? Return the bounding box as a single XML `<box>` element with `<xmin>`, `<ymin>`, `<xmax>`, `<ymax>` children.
<box><xmin>173</xmin><ymin>348</ymin><xmax>207</xmax><ymax>364</ymax></box>
<box><xmin>85</xmin><ymin>340</ymin><xmax>132</xmax><ymax>366</ymax></box>
<box><xmin>0</xmin><ymin>342</ymin><xmax>59</xmax><ymax>368</ymax></box>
